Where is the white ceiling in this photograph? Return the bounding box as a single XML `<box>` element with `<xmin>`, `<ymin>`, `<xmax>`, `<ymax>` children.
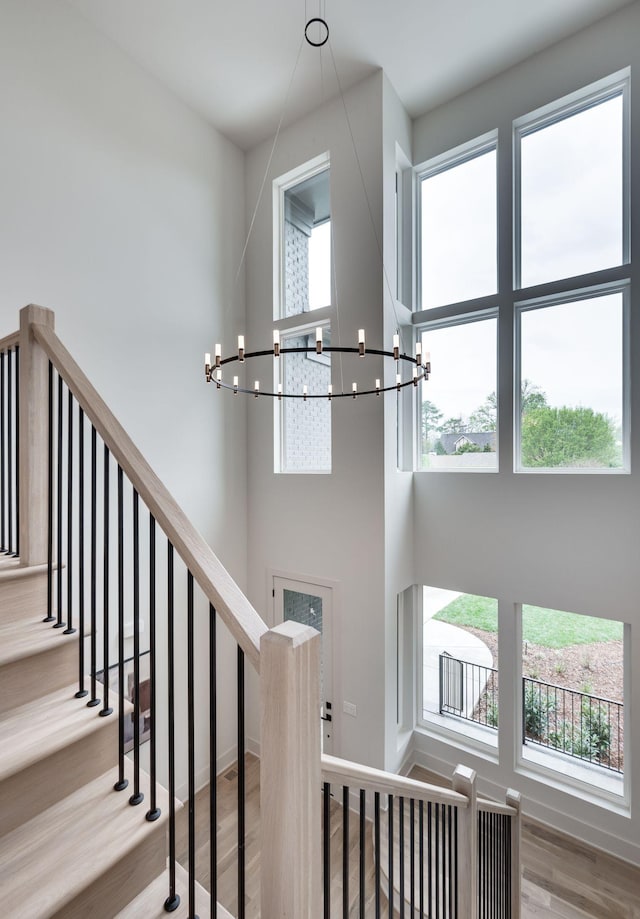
<box><xmin>66</xmin><ymin>0</ymin><xmax>634</xmax><ymax>150</ymax></box>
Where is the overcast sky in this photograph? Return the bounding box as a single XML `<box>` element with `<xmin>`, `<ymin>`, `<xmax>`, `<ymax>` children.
<box><xmin>419</xmin><ymin>92</ymin><xmax>624</xmax><ymax>424</ymax></box>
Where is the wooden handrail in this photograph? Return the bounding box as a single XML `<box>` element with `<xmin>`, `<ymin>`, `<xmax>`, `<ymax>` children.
<box><xmin>321</xmin><ymin>754</ymin><xmax>469</xmax><ymax>808</ymax></box>
<box><xmin>477</xmin><ymin>796</ymin><xmax>519</xmax><ymax>817</ymax></box>
<box><xmin>32</xmin><ymin>320</ymin><xmax>267</xmax><ymax>670</ymax></box>
<box><xmin>0</xmin><ymin>331</ymin><xmax>20</xmax><ymax>352</ymax></box>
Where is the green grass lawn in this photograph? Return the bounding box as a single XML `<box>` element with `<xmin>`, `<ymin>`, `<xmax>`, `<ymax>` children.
<box><xmin>433</xmin><ymin>594</ymin><xmax>622</xmax><ymax>648</ymax></box>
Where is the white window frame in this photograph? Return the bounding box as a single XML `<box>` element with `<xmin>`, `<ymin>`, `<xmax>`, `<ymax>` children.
<box><xmin>415</xmin><ymin>308</ymin><xmax>500</xmax><ymax>473</ymax></box>
<box><xmin>415</xmin><ymin>130</ymin><xmax>498</xmax><ymax>313</ymax></box>
<box><xmin>514</xmin><ymin>280</ymin><xmax>630</xmax><ymax>474</ymax></box>
<box><xmin>273</xmin><ymin>151</ymin><xmax>331</xmax><ymax>321</ymax></box>
<box><xmin>513</xmin><ymin>69</ymin><xmax>631</xmax><ymax>292</ymax></box>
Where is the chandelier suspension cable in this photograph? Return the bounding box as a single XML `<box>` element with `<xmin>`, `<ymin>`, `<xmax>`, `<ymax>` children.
<box><xmin>232</xmin><ymin>36</ymin><xmax>306</xmax><ymax>293</ymax></box>
<box><xmin>205</xmin><ymin>10</ymin><xmax>430</xmax><ymax>399</ymax></box>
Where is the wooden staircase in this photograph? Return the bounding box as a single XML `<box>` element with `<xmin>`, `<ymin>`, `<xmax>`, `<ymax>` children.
<box><xmin>0</xmin><ymin>558</ymin><xmax>212</xmax><ymax>918</ymax></box>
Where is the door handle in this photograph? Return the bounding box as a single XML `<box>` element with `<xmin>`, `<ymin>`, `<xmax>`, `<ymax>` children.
<box><xmin>321</xmin><ymin>713</ymin><xmax>332</xmax><ymax>722</ymax></box>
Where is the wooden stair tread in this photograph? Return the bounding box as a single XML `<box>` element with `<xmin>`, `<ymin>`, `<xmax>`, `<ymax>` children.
<box><xmin>0</xmin><ymin>761</ymin><xmax>171</xmax><ymax>918</ymax></box>
<box><xmin>0</xmin><ymin>616</ymin><xmax>81</xmax><ymax>666</ymax></box>
<box><xmin>116</xmin><ymin>863</ymin><xmax>217</xmax><ymax>919</ymax></box>
<box><xmin>0</xmin><ymin>555</ymin><xmax>22</xmax><ymax>573</ymax></box>
<box><xmin>0</xmin><ymin>685</ymin><xmax>126</xmax><ymax>782</ymax></box>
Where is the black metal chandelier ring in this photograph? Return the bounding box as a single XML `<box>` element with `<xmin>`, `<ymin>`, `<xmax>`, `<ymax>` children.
<box><xmin>304</xmin><ymin>17</ymin><xmax>329</xmax><ymax>47</ymax></box>
<box><xmin>206</xmin><ymin>345</ymin><xmax>430</xmax><ymax>399</ymax></box>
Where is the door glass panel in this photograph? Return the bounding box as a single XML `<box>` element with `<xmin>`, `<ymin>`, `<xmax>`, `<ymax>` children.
<box><xmin>284</xmin><ymin>588</ymin><xmax>324</xmax><ymax>695</ymax></box>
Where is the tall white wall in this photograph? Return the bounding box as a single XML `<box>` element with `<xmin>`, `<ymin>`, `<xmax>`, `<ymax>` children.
<box><xmin>411</xmin><ymin>1</ymin><xmax>640</xmax><ymax>865</ymax></box>
<box><xmin>0</xmin><ymin>0</ymin><xmax>249</xmax><ymax>793</ymax></box>
<box><xmin>245</xmin><ymin>73</ymin><xmax>388</xmax><ymax>767</ymax></box>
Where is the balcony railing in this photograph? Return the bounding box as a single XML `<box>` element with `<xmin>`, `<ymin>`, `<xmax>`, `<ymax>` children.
<box><xmin>438</xmin><ymin>654</ymin><xmax>623</xmax><ymax>774</ymax></box>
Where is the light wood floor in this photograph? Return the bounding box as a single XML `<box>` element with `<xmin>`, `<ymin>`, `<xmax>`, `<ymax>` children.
<box><xmin>177</xmin><ymin>754</ymin><xmax>640</xmax><ymax>918</ymax></box>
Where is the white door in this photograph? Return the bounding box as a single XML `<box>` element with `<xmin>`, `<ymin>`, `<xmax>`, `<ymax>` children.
<box><xmin>273</xmin><ymin>576</ymin><xmax>334</xmax><ymax>753</ymax></box>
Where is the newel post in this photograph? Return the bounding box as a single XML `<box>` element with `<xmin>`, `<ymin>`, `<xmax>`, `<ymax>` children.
<box><xmin>18</xmin><ymin>304</ymin><xmax>54</xmax><ymax>566</ymax></box>
<box><xmin>453</xmin><ymin>764</ymin><xmax>478</xmax><ymax>919</ymax></box>
<box><xmin>506</xmin><ymin>789</ymin><xmax>522</xmax><ymax>918</ymax></box>
<box><xmin>260</xmin><ymin>620</ymin><xmax>321</xmax><ymax>919</ymax></box>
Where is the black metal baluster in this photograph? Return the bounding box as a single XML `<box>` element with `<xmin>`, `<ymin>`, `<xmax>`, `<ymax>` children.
<box><xmin>208</xmin><ymin>604</ymin><xmax>217</xmax><ymax>895</ymax></box>
<box><xmin>44</xmin><ymin>361</ymin><xmax>54</xmax><ymax>622</ymax></box>
<box><xmin>237</xmin><ymin>646</ymin><xmax>246</xmax><ymax>919</ymax></box>
<box><xmin>187</xmin><ymin>572</ymin><xmax>198</xmax><ymax>919</ymax></box>
<box><xmin>7</xmin><ymin>348</ymin><xmax>13</xmax><ymax>555</ymax></box>
<box><xmin>399</xmin><ymin>796</ymin><xmax>405</xmax><ymax>918</ymax></box>
<box><xmin>419</xmin><ymin>801</ymin><xmax>424</xmax><ymax>918</ymax></box>
<box><xmin>427</xmin><ymin>802</ymin><xmax>433</xmax><ymax>918</ymax></box>
<box><xmin>100</xmin><ymin>445</ymin><xmax>113</xmax><ymax>717</ymax></box>
<box><xmin>54</xmin><ymin>373</ymin><xmax>63</xmax><ymax>627</ymax></box>
<box><xmin>448</xmin><ymin>806</ymin><xmax>453</xmax><ymax>919</ymax></box>
<box><xmin>75</xmin><ymin>407</ymin><xmax>87</xmax><ymax>697</ymax></box>
<box><xmin>114</xmin><ymin>466</ymin><xmax>128</xmax><ymax>792</ymax></box>
<box><xmin>435</xmin><ymin>803</ymin><xmax>440</xmax><ymax>918</ymax></box>
<box><xmin>129</xmin><ymin>490</ymin><xmax>143</xmax><ymax>804</ymax></box>
<box><xmin>63</xmin><ymin>389</ymin><xmax>75</xmax><ymax>634</ymax></box>
<box><xmin>0</xmin><ymin>350</ymin><xmax>5</xmax><ymax>553</ymax></box>
<box><xmin>410</xmin><ymin>798</ymin><xmax>415</xmax><ymax>917</ymax></box>
<box><xmin>374</xmin><ymin>792</ymin><xmax>381</xmax><ymax>919</ymax></box>
<box><xmin>323</xmin><ymin>783</ymin><xmax>331</xmax><ymax>919</ymax></box>
<box><xmin>342</xmin><ymin>785</ymin><xmax>349</xmax><ymax>919</ymax></box>
<box><xmin>146</xmin><ymin>515</ymin><xmax>160</xmax><ymax>820</ymax></box>
<box><xmin>14</xmin><ymin>346</ymin><xmax>19</xmax><ymax>557</ymax></box>
<box><xmin>87</xmin><ymin>426</ymin><xmax>100</xmax><ymax>707</ymax></box>
<box><xmin>164</xmin><ymin>541</ymin><xmax>180</xmax><ymax>913</ymax></box>
<box><xmin>359</xmin><ymin>788</ymin><xmax>365</xmax><ymax>918</ymax></box>
<box><xmin>454</xmin><ymin>808</ymin><xmax>458</xmax><ymax>919</ymax></box>
<box><xmin>388</xmin><ymin>795</ymin><xmax>394</xmax><ymax>917</ymax></box>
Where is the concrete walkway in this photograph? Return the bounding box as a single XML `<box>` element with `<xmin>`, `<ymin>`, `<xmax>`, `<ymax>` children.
<box><xmin>422</xmin><ymin>587</ymin><xmax>494</xmax><ymax>718</ymax></box>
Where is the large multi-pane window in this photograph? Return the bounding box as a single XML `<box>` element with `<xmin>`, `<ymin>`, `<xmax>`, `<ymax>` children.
<box><xmin>419</xmin><ymin>137</ymin><xmax>497</xmax><ymax>310</ymax></box>
<box><xmin>273</xmin><ymin>155</ymin><xmax>332</xmax><ymax>473</ymax></box>
<box><xmin>415</xmin><ymin>71</ymin><xmax>629</xmax><ymax>474</ymax></box>
<box><xmin>419</xmin><ymin>314</ymin><xmax>498</xmax><ymax>471</ymax></box>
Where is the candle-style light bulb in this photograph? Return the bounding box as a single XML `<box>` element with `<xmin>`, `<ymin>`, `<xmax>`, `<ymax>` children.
<box><xmin>233</xmin><ymin>375</ymin><xmax>239</xmax><ymax>394</ymax></box>
<box><xmin>415</xmin><ymin>340</ymin><xmax>422</xmax><ymax>366</ymax></box>
<box><xmin>303</xmin><ymin>384</ymin><xmax>308</xmax><ymax>401</ymax></box>
<box><xmin>327</xmin><ymin>383</ymin><xmax>333</xmax><ymax>400</ymax></box>
<box><xmin>375</xmin><ymin>378</ymin><xmax>381</xmax><ymax>395</ymax></box>
<box><xmin>396</xmin><ymin>372</ymin><xmax>402</xmax><ymax>390</ymax></box>
<box><xmin>352</xmin><ymin>382</ymin><xmax>358</xmax><ymax>399</ymax></box>
<box><xmin>358</xmin><ymin>329</ymin><xmax>365</xmax><ymax>357</ymax></box>
<box><xmin>205</xmin><ymin>352</ymin><xmax>211</xmax><ymax>367</ymax></box>
<box><xmin>215</xmin><ymin>368</ymin><xmax>222</xmax><ymax>389</ymax></box>
<box><xmin>254</xmin><ymin>380</ymin><xmax>259</xmax><ymax>397</ymax></box>
<box><xmin>204</xmin><ymin>353</ymin><xmax>212</xmax><ymax>383</ymax></box>
<box><xmin>393</xmin><ymin>333</ymin><xmax>400</xmax><ymax>361</ymax></box>
<box><xmin>412</xmin><ymin>366</ymin><xmax>418</xmax><ymax>386</ymax></box>
<box><xmin>277</xmin><ymin>382</ymin><xmax>283</xmax><ymax>400</ymax></box>
<box><xmin>273</xmin><ymin>329</ymin><xmax>280</xmax><ymax>357</ymax></box>
<box><xmin>238</xmin><ymin>335</ymin><xmax>245</xmax><ymax>362</ymax></box>
<box><xmin>214</xmin><ymin>343</ymin><xmax>222</xmax><ymax>368</ymax></box>
<box><xmin>316</xmin><ymin>327</ymin><xmax>323</xmax><ymax>354</ymax></box>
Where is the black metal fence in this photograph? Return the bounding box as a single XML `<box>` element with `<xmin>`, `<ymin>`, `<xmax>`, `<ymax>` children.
<box><xmin>437</xmin><ymin>653</ymin><xmax>624</xmax><ymax>774</ymax></box>
<box><xmin>439</xmin><ymin>653</ymin><xmax>499</xmax><ymax>729</ymax></box>
<box><xmin>523</xmin><ymin>676</ymin><xmax>623</xmax><ymax>773</ymax></box>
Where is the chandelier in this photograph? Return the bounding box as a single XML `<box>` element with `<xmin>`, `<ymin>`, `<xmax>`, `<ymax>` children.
<box><xmin>204</xmin><ymin>15</ymin><xmax>431</xmax><ymax>401</ymax></box>
<box><xmin>205</xmin><ymin>332</ymin><xmax>430</xmax><ymax>398</ymax></box>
